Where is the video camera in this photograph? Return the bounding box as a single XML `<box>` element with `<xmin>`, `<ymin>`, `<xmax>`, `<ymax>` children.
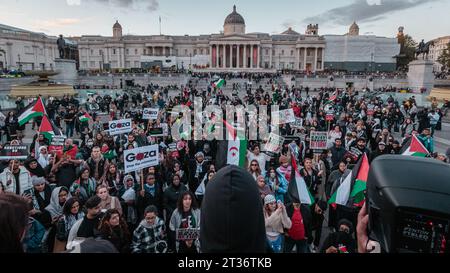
<box><xmin>367</xmin><ymin>155</ymin><xmax>450</xmax><ymax>253</ymax></box>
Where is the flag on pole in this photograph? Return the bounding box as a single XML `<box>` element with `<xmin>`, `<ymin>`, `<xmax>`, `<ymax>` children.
<box><xmin>288</xmin><ymin>148</ymin><xmax>315</xmax><ymax>205</ymax></box>
<box><xmin>18</xmin><ymin>97</ymin><xmax>47</xmax><ymax>126</ymax></box>
<box><xmin>328</xmin><ymin>170</ymin><xmax>353</xmax><ymax>208</ymax></box>
<box><xmin>349</xmin><ymin>153</ymin><xmax>370</xmax><ymax>207</ymax></box>
<box><xmin>79</xmin><ymin>112</ymin><xmax>92</xmax><ymax>123</ymax></box>
<box><xmin>39</xmin><ymin>115</ymin><xmax>62</xmax><ymax>141</ymax></box>
<box><xmin>400</xmin><ymin>134</ymin><xmax>429</xmax><ymax>157</ymax></box>
<box><xmin>328</xmin><ymin>153</ymin><xmax>370</xmax><ymax>208</ymax></box>
<box><xmin>213</xmin><ymin>79</ymin><xmax>225</xmax><ymax>89</ymax></box>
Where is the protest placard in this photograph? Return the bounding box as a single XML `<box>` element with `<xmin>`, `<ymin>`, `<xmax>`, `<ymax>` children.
<box><xmin>176</xmin><ymin>228</ymin><xmax>200</xmax><ymax>241</ymax></box>
<box><xmin>310</xmin><ymin>131</ymin><xmax>328</xmax><ymax>151</ymax></box>
<box><xmin>123</xmin><ymin>145</ymin><xmax>159</xmax><ymax>173</ymax></box>
<box><xmin>143</xmin><ymin>108</ymin><xmax>159</xmax><ymax>120</ymax></box>
<box><xmin>273</xmin><ymin>109</ymin><xmax>296</xmax><ymax>124</ymax></box>
<box><xmin>264</xmin><ymin>133</ymin><xmax>285</xmax><ymax>154</ymax></box>
<box><xmin>108</xmin><ymin>119</ymin><xmax>132</xmax><ymax>136</ymax></box>
<box><xmin>0</xmin><ymin>145</ymin><xmax>28</xmax><ymax>160</ymax></box>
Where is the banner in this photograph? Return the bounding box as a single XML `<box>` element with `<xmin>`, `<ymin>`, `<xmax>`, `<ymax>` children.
<box><xmin>108</xmin><ymin>119</ymin><xmax>132</xmax><ymax>136</ymax></box>
<box><xmin>176</xmin><ymin>228</ymin><xmax>200</xmax><ymax>241</ymax></box>
<box><xmin>143</xmin><ymin>108</ymin><xmax>159</xmax><ymax>120</ymax></box>
<box><xmin>124</xmin><ymin>145</ymin><xmax>159</xmax><ymax>173</ymax></box>
<box><xmin>51</xmin><ymin>136</ymin><xmax>66</xmax><ymax>147</ymax></box>
<box><xmin>273</xmin><ymin>109</ymin><xmax>296</xmax><ymax>124</ymax></box>
<box><xmin>264</xmin><ymin>133</ymin><xmax>285</xmax><ymax>154</ymax></box>
<box><xmin>0</xmin><ymin>145</ymin><xmax>28</xmax><ymax>160</ymax></box>
<box><xmin>310</xmin><ymin>131</ymin><xmax>328</xmax><ymax>150</ymax></box>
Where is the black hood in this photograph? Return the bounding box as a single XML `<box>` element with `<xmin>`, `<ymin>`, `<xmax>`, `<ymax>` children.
<box><xmin>200</xmin><ymin>165</ymin><xmax>266</xmax><ymax>253</ymax></box>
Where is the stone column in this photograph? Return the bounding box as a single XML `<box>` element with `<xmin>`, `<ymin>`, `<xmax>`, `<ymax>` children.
<box><xmin>243</xmin><ymin>44</ymin><xmax>247</xmax><ymax>68</ymax></box>
<box><xmin>250</xmin><ymin>45</ymin><xmax>254</xmax><ymax>69</ymax></box>
<box><xmin>321</xmin><ymin>47</ymin><xmax>325</xmax><ymax>70</ymax></box>
<box><xmin>269</xmin><ymin>47</ymin><xmax>273</xmax><ymax>69</ymax></box>
<box><xmin>229</xmin><ymin>44</ymin><xmax>232</xmax><ymax>68</ymax></box>
<box><xmin>303</xmin><ymin>47</ymin><xmax>307</xmax><ymax>71</ymax></box>
<box><xmin>215</xmin><ymin>45</ymin><xmax>219</xmax><ymax>68</ymax></box>
<box><xmin>221</xmin><ymin>45</ymin><xmax>225</xmax><ymax>68</ymax></box>
<box><xmin>314</xmin><ymin>47</ymin><xmax>318</xmax><ymax>71</ymax></box>
<box><xmin>237</xmin><ymin>44</ymin><xmax>241</xmax><ymax>68</ymax></box>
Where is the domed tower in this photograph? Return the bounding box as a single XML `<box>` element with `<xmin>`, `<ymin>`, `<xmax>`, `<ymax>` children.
<box><xmin>349</xmin><ymin>21</ymin><xmax>359</xmax><ymax>36</ymax></box>
<box><xmin>223</xmin><ymin>5</ymin><xmax>246</xmax><ymax>35</ymax></box>
<box><xmin>306</xmin><ymin>24</ymin><xmax>319</xmax><ymax>35</ymax></box>
<box><xmin>113</xmin><ymin>20</ymin><xmax>122</xmax><ymax>38</ymax></box>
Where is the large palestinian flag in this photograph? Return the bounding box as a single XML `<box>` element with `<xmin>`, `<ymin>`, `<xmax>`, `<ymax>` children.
<box><xmin>401</xmin><ymin>134</ymin><xmax>429</xmax><ymax>157</ymax></box>
<box><xmin>39</xmin><ymin>115</ymin><xmax>62</xmax><ymax>141</ymax></box>
<box><xmin>18</xmin><ymin>97</ymin><xmax>47</xmax><ymax>126</ymax></box>
<box><xmin>79</xmin><ymin>112</ymin><xmax>92</xmax><ymax>123</ymax></box>
<box><xmin>328</xmin><ymin>153</ymin><xmax>370</xmax><ymax>208</ymax></box>
<box><xmin>287</xmin><ymin>146</ymin><xmax>315</xmax><ymax>205</ymax></box>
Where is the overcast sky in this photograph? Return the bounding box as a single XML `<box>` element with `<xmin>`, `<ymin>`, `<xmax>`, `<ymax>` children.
<box><xmin>1</xmin><ymin>0</ymin><xmax>449</xmax><ymax>41</ymax></box>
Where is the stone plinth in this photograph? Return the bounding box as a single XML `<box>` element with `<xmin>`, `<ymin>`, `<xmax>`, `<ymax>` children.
<box><xmin>52</xmin><ymin>58</ymin><xmax>77</xmax><ymax>85</ymax></box>
<box><xmin>407</xmin><ymin>60</ymin><xmax>434</xmax><ymax>94</ymax></box>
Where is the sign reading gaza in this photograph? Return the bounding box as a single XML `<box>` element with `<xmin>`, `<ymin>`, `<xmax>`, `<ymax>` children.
<box><xmin>124</xmin><ymin>145</ymin><xmax>159</xmax><ymax>173</ymax></box>
<box><xmin>108</xmin><ymin>119</ymin><xmax>132</xmax><ymax>135</ymax></box>
<box><xmin>0</xmin><ymin>145</ymin><xmax>28</xmax><ymax>160</ymax></box>
<box><xmin>143</xmin><ymin>108</ymin><xmax>159</xmax><ymax>120</ymax></box>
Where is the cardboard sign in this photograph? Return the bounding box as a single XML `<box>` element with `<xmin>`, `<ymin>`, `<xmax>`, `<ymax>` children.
<box><xmin>291</xmin><ymin>118</ymin><xmax>303</xmax><ymax>129</ymax></box>
<box><xmin>0</xmin><ymin>145</ymin><xmax>28</xmax><ymax>160</ymax></box>
<box><xmin>310</xmin><ymin>131</ymin><xmax>328</xmax><ymax>150</ymax></box>
<box><xmin>264</xmin><ymin>133</ymin><xmax>285</xmax><ymax>154</ymax></box>
<box><xmin>176</xmin><ymin>228</ymin><xmax>200</xmax><ymax>241</ymax></box>
<box><xmin>273</xmin><ymin>109</ymin><xmax>296</xmax><ymax>124</ymax></box>
<box><xmin>108</xmin><ymin>119</ymin><xmax>132</xmax><ymax>136</ymax></box>
<box><xmin>123</xmin><ymin>145</ymin><xmax>159</xmax><ymax>173</ymax></box>
<box><xmin>143</xmin><ymin>108</ymin><xmax>159</xmax><ymax>120</ymax></box>
<box><xmin>326</xmin><ymin>110</ymin><xmax>335</xmax><ymax>122</ymax></box>
<box><xmin>161</xmin><ymin>123</ymin><xmax>169</xmax><ymax>136</ymax></box>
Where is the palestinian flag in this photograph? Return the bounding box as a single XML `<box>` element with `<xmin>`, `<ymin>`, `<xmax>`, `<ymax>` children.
<box><xmin>349</xmin><ymin>153</ymin><xmax>370</xmax><ymax>207</ymax></box>
<box><xmin>224</xmin><ymin>119</ymin><xmax>247</xmax><ymax>167</ymax></box>
<box><xmin>328</xmin><ymin>154</ymin><xmax>370</xmax><ymax>208</ymax></box>
<box><xmin>213</xmin><ymin>79</ymin><xmax>225</xmax><ymax>89</ymax></box>
<box><xmin>39</xmin><ymin>115</ymin><xmax>62</xmax><ymax>141</ymax></box>
<box><xmin>288</xmin><ymin>147</ymin><xmax>315</xmax><ymax>205</ymax></box>
<box><xmin>79</xmin><ymin>112</ymin><xmax>91</xmax><ymax>123</ymax></box>
<box><xmin>324</xmin><ymin>90</ymin><xmax>338</xmax><ymax>106</ymax></box>
<box><xmin>401</xmin><ymin>134</ymin><xmax>429</xmax><ymax>157</ymax></box>
<box><xmin>18</xmin><ymin>97</ymin><xmax>47</xmax><ymax>126</ymax></box>
<box><xmin>328</xmin><ymin>170</ymin><xmax>353</xmax><ymax>208</ymax></box>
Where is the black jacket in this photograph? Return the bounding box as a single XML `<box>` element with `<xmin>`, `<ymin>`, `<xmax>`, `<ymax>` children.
<box><xmin>200</xmin><ymin>165</ymin><xmax>267</xmax><ymax>253</ymax></box>
<box><xmin>163</xmin><ymin>183</ymin><xmax>187</xmax><ymax>219</ymax></box>
<box><xmin>136</xmin><ymin>183</ymin><xmax>164</xmax><ymax>219</ymax></box>
<box><xmin>330</xmin><ymin>145</ymin><xmax>347</xmax><ymax>168</ymax></box>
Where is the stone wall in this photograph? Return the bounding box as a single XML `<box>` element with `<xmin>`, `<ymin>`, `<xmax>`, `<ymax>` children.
<box><xmin>295</xmin><ymin>76</ymin><xmax>409</xmax><ymax>90</ymax></box>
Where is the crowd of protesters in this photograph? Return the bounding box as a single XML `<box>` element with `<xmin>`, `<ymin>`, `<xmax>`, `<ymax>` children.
<box><xmin>0</xmin><ymin>71</ymin><xmax>449</xmax><ymax>253</ymax></box>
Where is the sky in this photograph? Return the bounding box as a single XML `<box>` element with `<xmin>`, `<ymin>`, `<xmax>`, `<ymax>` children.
<box><xmin>0</xmin><ymin>0</ymin><xmax>449</xmax><ymax>41</ymax></box>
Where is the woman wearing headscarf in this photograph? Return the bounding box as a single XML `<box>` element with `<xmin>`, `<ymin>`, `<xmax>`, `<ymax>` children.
<box><xmin>37</xmin><ymin>146</ymin><xmax>51</xmax><ymax>169</ymax></box>
<box><xmin>120</xmin><ymin>174</ymin><xmax>138</xmax><ymax>232</ymax></box>
<box><xmin>45</xmin><ymin>186</ymin><xmax>71</xmax><ymax>221</ymax></box>
<box><xmin>70</xmin><ymin>167</ymin><xmax>96</xmax><ymax>206</ymax></box>
<box><xmin>188</xmin><ymin>152</ymin><xmax>208</xmax><ymax>192</ymax></box>
<box><xmin>24</xmin><ymin>158</ymin><xmax>46</xmax><ymax>178</ymax></box>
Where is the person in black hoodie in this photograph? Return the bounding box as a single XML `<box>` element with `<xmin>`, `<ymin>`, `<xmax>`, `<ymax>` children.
<box><xmin>136</xmin><ymin>174</ymin><xmax>163</xmax><ymax>221</ymax></box>
<box><xmin>320</xmin><ymin>218</ymin><xmax>356</xmax><ymax>253</ymax></box>
<box><xmin>200</xmin><ymin>165</ymin><xmax>267</xmax><ymax>253</ymax></box>
<box><xmin>24</xmin><ymin>158</ymin><xmax>46</xmax><ymax>178</ymax></box>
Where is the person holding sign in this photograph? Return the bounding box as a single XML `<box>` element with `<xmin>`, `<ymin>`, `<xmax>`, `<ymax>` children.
<box><xmin>169</xmin><ymin>191</ymin><xmax>201</xmax><ymax>253</ymax></box>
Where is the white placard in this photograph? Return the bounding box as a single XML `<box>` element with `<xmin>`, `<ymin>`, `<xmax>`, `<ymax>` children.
<box><xmin>108</xmin><ymin>119</ymin><xmax>132</xmax><ymax>136</ymax></box>
<box><xmin>264</xmin><ymin>133</ymin><xmax>285</xmax><ymax>154</ymax></box>
<box><xmin>124</xmin><ymin>145</ymin><xmax>159</xmax><ymax>173</ymax></box>
<box><xmin>143</xmin><ymin>108</ymin><xmax>159</xmax><ymax>120</ymax></box>
<box><xmin>273</xmin><ymin>109</ymin><xmax>296</xmax><ymax>124</ymax></box>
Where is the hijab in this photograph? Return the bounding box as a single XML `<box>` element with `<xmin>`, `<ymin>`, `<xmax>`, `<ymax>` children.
<box><xmin>45</xmin><ymin>186</ymin><xmax>71</xmax><ymax>219</ymax></box>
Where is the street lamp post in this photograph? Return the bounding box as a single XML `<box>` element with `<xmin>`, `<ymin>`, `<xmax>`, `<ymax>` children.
<box><xmin>17</xmin><ymin>54</ymin><xmax>22</xmax><ymax>71</ymax></box>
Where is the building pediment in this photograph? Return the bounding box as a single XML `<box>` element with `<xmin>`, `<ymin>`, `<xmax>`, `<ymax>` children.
<box><xmin>213</xmin><ymin>34</ymin><xmax>259</xmax><ymax>41</ymax></box>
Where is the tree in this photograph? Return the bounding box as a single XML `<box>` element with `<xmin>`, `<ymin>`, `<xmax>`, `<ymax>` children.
<box><xmin>437</xmin><ymin>42</ymin><xmax>450</xmax><ymax>72</ymax></box>
<box><xmin>397</xmin><ymin>35</ymin><xmax>417</xmax><ymax>71</ymax></box>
